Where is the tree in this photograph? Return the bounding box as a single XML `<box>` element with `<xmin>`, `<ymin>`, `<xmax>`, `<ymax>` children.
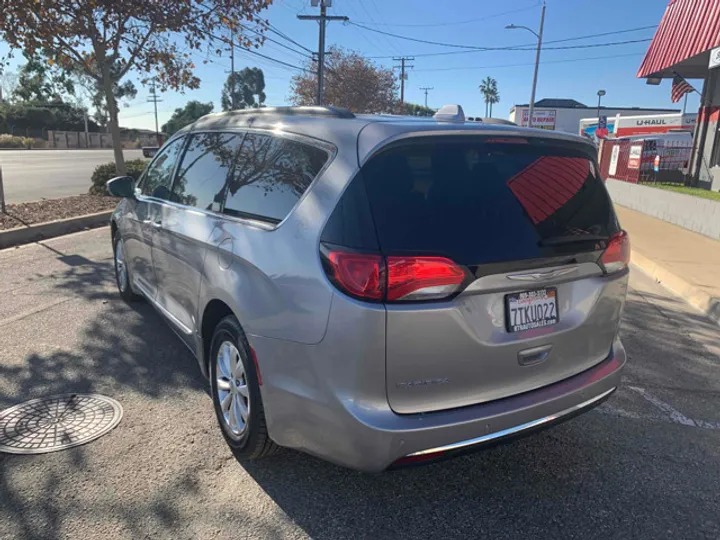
<box><xmin>488</xmin><ymin>86</ymin><xmax>500</xmax><ymax>118</ymax></box>
<box><xmin>290</xmin><ymin>47</ymin><xmax>397</xmax><ymax>113</ymax></box>
<box><xmin>479</xmin><ymin>76</ymin><xmax>499</xmax><ymax>118</ymax></box>
<box><xmin>0</xmin><ymin>1</ymin><xmax>271</xmax><ymax>173</ymax></box>
<box><xmin>403</xmin><ymin>103</ymin><xmax>434</xmax><ymax>117</ymax></box>
<box><xmin>0</xmin><ymin>71</ymin><xmax>18</xmax><ymax>103</ymax></box>
<box><xmin>221</xmin><ymin>67</ymin><xmax>266</xmax><ymax>110</ymax></box>
<box><xmin>161</xmin><ymin>101</ymin><xmax>214</xmax><ymax>136</ymax></box>
<box><xmin>74</xmin><ymin>61</ymin><xmax>138</xmax><ymax>129</ymax></box>
<box><xmin>12</xmin><ymin>54</ymin><xmax>75</xmax><ymax>103</ymax></box>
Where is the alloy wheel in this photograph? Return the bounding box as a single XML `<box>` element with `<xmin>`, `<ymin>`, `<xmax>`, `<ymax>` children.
<box><xmin>215</xmin><ymin>341</ymin><xmax>250</xmax><ymax>437</ymax></box>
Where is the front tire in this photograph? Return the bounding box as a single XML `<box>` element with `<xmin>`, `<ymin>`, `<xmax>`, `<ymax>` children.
<box><xmin>113</xmin><ymin>234</ymin><xmax>140</xmax><ymax>303</ymax></box>
<box><xmin>209</xmin><ymin>315</ymin><xmax>280</xmax><ymax>459</ymax></box>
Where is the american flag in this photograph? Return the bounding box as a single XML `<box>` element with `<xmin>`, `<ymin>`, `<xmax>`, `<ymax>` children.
<box><xmin>671</xmin><ymin>74</ymin><xmax>695</xmax><ymax>103</ymax></box>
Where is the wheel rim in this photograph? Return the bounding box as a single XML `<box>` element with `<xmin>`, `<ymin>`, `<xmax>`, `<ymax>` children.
<box><xmin>215</xmin><ymin>341</ymin><xmax>250</xmax><ymax>437</ymax></box>
<box><xmin>115</xmin><ymin>238</ymin><xmax>127</xmax><ymax>292</ymax></box>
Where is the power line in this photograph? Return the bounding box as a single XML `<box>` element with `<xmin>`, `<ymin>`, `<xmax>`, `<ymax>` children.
<box><xmin>266</xmin><ymin>23</ymin><xmax>314</xmax><ymax>54</ymax></box>
<box><xmin>349</xmin><ymin>21</ymin><xmax>651</xmax><ymax>52</ymax></box>
<box><xmin>351</xmin><ymin>2</ymin><xmax>540</xmax><ymax>28</ymax></box>
<box><xmin>412</xmin><ymin>52</ymin><xmax>645</xmax><ymax>72</ymax></box>
<box><xmin>200</xmin><ymin>29</ymin><xmax>310</xmax><ymax>72</ymax></box>
<box><xmin>243</xmin><ymin>25</ymin><xmax>312</xmax><ymax>58</ymax></box>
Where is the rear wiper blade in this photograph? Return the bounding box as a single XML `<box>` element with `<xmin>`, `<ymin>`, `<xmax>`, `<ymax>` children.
<box><xmin>539</xmin><ymin>234</ymin><xmax>608</xmax><ymax>247</ymax></box>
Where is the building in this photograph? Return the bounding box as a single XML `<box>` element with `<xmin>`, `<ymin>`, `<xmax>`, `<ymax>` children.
<box><xmin>637</xmin><ymin>0</ymin><xmax>720</xmax><ymax>190</ymax></box>
<box><xmin>509</xmin><ymin>98</ymin><xmax>679</xmax><ymax>135</ymax></box>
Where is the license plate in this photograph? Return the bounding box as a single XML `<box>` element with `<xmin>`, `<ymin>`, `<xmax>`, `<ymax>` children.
<box><xmin>506</xmin><ymin>288</ymin><xmax>558</xmax><ymax>333</ymax></box>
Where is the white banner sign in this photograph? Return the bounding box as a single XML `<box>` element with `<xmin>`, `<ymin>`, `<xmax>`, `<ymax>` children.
<box><xmin>520</xmin><ymin>109</ymin><xmax>556</xmax><ymax>130</ymax></box>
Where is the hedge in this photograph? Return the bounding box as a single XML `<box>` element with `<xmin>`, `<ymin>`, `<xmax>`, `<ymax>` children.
<box><xmin>89</xmin><ymin>159</ymin><xmax>148</xmax><ymax>196</ymax></box>
<box><xmin>0</xmin><ymin>134</ymin><xmax>35</xmax><ymax>149</ymax></box>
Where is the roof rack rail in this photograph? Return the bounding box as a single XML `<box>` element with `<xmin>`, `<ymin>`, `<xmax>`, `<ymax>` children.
<box><xmin>225</xmin><ymin>106</ymin><xmax>355</xmax><ymax>119</ymax></box>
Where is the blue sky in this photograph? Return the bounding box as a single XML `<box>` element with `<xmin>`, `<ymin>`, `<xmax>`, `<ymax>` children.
<box><xmin>2</xmin><ymin>0</ymin><xmax>701</xmax><ymax>130</ymax></box>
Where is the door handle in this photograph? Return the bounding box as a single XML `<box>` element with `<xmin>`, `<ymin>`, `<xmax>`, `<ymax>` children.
<box><xmin>518</xmin><ymin>344</ymin><xmax>552</xmax><ymax>366</ymax></box>
<box><xmin>150</xmin><ymin>219</ymin><xmax>162</xmax><ymax>228</ymax></box>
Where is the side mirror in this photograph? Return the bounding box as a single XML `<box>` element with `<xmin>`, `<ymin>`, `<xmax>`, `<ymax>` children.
<box><xmin>106</xmin><ymin>176</ymin><xmax>136</xmax><ymax>198</ymax></box>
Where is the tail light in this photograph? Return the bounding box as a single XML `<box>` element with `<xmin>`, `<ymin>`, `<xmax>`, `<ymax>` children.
<box><xmin>386</xmin><ymin>256</ymin><xmax>466</xmax><ymax>301</ymax></box>
<box><xmin>325</xmin><ymin>251</ymin><xmax>384</xmax><ymax>300</ymax></box>
<box><xmin>600</xmin><ymin>230</ymin><xmax>630</xmax><ymax>274</ymax></box>
<box><xmin>322</xmin><ymin>247</ymin><xmax>468</xmax><ymax>302</ymax></box>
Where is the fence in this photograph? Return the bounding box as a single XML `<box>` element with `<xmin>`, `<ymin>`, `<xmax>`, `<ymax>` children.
<box><xmin>47</xmin><ymin>130</ymin><xmax>113</xmax><ymax>149</ymax></box>
<box><xmin>599</xmin><ymin>137</ymin><xmax>691</xmax><ymax>184</ymax></box>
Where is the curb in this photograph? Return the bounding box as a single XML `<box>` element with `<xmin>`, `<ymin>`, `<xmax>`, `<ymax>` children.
<box><xmin>631</xmin><ymin>248</ymin><xmax>720</xmax><ymax>326</ymax></box>
<box><xmin>0</xmin><ymin>211</ymin><xmax>112</xmax><ymax>250</ymax></box>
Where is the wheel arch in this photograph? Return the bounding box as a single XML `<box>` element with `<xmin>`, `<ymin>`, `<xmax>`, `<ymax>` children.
<box><xmin>199</xmin><ymin>298</ymin><xmax>238</xmax><ymax>377</ymax></box>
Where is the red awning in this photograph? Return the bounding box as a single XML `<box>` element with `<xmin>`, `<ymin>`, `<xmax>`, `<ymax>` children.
<box><xmin>637</xmin><ymin>0</ymin><xmax>720</xmax><ymax>79</ymax></box>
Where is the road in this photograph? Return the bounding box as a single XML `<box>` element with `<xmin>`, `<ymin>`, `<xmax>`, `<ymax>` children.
<box><xmin>0</xmin><ymin>150</ymin><xmax>145</xmax><ymax>203</ymax></box>
<box><xmin>1</xmin><ymin>229</ymin><xmax>719</xmax><ymax>540</ymax></box>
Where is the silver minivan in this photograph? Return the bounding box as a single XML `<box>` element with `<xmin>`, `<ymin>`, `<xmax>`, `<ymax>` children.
<box><xmin>108</xmin><ymin>105</ymin><xmax>630</xmax><ymax>472</ymax></box>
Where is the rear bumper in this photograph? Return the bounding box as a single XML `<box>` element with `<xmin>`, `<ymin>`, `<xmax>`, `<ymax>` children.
<box><xmin>259</xmin><ymin>337</ymin><xmax>626</xmax><ymax>472</ymax></box>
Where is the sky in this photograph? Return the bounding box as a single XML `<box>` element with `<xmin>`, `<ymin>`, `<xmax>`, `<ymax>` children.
<box><xmin>1</xmin><ymin>0</ymin><xmax>701</xmax><ymax>130</ymax></box>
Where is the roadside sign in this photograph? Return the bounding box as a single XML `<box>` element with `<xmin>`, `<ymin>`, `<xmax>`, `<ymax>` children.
<box><xmin>709</xmin><ymin>46</ymin><xmax>720</xmax><ymax>69</ymax></box>
<box><xmin>609</xmin><ymin>145</ymin><xmax>620</xmax><ymax>176</ymax></box>
<box><xmin>520</xmin><ymin>109</ymin><xmax>556</xmax><ymax>130</ymax></box>
<box><xmin>628</xmin><ymin>145</ymin><xmax>643</xmax><ymax>169</ymax></box>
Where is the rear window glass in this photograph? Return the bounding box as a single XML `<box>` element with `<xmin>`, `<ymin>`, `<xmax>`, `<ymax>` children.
<box><xmin>361</xmin><ymin>138</ymin><xmax>618</xmax><ymax>265</ymax></box>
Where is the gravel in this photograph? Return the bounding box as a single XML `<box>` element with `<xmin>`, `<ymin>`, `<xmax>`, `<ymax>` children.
<box><xmin>0</xmin><ymin>195</ymin><xmax>118</xmax><ymax>231</ymax></box>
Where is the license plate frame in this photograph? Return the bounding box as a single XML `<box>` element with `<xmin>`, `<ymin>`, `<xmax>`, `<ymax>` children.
<box><xmin>505</xmin><ymin>287</ymin><xmax>559</xmax><ymax>333</ymax></box>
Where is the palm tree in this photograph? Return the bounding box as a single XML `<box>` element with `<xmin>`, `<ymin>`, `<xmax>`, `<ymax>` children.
<box><xmin>480</xmin><ymin>77</ymin><xmax>497</xmax><ymax>117</ymax></box>
<box><xmin>488</xmin><ymin>86</ymin><xmax>500</xmax><ymax>118</ymax></box>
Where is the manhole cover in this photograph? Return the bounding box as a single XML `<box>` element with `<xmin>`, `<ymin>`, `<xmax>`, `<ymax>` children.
<box><xmin>0</xmin><ymin>394</ymin><xmax>123</xmax><ymax>455</ymax></box>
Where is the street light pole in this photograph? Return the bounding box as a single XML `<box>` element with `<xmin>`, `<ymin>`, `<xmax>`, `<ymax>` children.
<box><xmin>506</xmin><ymin>1</ymin><xmax>545</xmax><ymax>128</ymax></box>
<box><xmin>597</xmin><ymin>89</ymin><xmax>606</xmax><ymax>119</ymax></box>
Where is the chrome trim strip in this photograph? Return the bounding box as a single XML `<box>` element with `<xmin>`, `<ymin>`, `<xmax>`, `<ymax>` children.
<box><xmin>405</xmin><ymin>387</ymin><xmax>616</xmax><ymax>457</ymax></box>
<box><xmin>507</xmin><ymin>266</ymin><xmax>578</xmax><ymax>281</ymax></box>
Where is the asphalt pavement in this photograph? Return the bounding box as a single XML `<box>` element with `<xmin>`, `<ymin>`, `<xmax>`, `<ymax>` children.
<box><xmin>0</xmin><ymin>150</ymin><xmax>145</xmax><ymax>203</ymax></box>
<box><xmin>1</xmin><ymin>228</ymin><xmax>719</xmax><ymax>540</ymax></box>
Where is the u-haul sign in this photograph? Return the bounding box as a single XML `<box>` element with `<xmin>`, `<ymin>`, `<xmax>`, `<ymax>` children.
<box><xmin>613</xmin><ymin>113</ymin><xmax>696</xmax><ymax>137</ymax></box>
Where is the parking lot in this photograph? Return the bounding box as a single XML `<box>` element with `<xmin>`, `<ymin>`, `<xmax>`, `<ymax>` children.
<box><xmin>1</xmin><ymin>228</ymin><xmax>719</xmax><ymax>540</ymax></box>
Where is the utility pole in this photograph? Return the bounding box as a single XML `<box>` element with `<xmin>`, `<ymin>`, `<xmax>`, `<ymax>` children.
<box><xmin>147</xmin><ymin>79</ymin><xmax>162</xmax><ymax>145</ymax></box>
<box><xmin>394</xmin><ymin>57</ymin><xmax>415</xmax><ymax>106</ymax></box>
<box><xmin>419</xmin><ymin>86</ymin><xmax>433</xmax><ymax>108</ymax></box>
<box><xmin>230</xmin><ymin>29</ymin><xmax>236</xmax><ymax>110</ymax></box>
<box><xmin>298</xmin><ymin>1</ymin><xmax>348</xmax><ymax>106</ymax></box>
<box><xmin>83</xmin><ymin>109</ymin><xmax>89</xmax><ymax>148</ymax></box>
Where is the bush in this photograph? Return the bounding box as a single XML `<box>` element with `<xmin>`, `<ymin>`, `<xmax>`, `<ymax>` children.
<box><xmin>0</xmin><ymin>134</ymin><xmax>34</xmax><ymax>149</ymax></box>
<box><xmin>89</xmin><ymin>158</ymin><xmax>148</xmax><ymax>195</ymax></box>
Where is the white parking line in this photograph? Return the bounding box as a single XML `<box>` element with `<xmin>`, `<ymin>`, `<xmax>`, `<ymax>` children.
<box><xmin>628</xmin><ymin>386</ymin><xmax>720</xmax><ymax>430</ymax></box>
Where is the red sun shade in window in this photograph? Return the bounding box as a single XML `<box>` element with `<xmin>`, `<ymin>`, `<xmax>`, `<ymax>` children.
<box><xmin>506</xmin><ymin>156</ymin><xmax>589</xmax><ymax>225</ymax></box>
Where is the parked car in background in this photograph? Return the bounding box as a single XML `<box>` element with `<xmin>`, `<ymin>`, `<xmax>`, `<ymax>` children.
<box><xmin>107</xmin><ymin>105</ymin><xmax>630</xmax><ymax>472</ymax></box>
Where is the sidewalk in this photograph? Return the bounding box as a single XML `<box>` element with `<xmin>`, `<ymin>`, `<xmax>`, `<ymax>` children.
<box><xmin>615</xmin><ymin>205</ymin><xmax>720</xmax><ymax>324</ymax></box>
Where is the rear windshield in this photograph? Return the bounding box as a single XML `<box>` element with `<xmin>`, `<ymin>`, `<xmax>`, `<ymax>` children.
<box><xmin>361</xmin><ymin>137</ymin><xmax>619</xmax><ymax>265</ymax></box>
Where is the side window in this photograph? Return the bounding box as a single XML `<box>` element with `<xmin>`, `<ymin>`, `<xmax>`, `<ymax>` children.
<box><xmin>224</xmin><ymin>133</ymin><xmax>329</xmax><ymax>223</ymax></box>
<box><xmin>172</xmin><ymin>133</ymin><xmax>243</xmax><ymax>211</ymax></box>
<box><xmin>141</xmin><ymin>137</ymin><xmax>185</xmax><ymax>200</ymax></box>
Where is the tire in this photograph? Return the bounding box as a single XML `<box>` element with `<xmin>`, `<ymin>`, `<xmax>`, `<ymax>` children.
<box><xmin>113</xmin><ymin>234</ymin><xmax>140</xmax><ymax>303</ymax></box>
<box><xmin>209</xmin><ymin>315</ymin><xmax>280</xmax><ymax>459</ymax></box>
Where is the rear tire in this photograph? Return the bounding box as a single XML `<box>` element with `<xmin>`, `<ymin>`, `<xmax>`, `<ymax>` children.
<box><xmin>209</xmin><ymin>315</ymin><xmax>280</xmax><ymax>459</ymax></box>
<box><xmin>113</xmin><ymin>234</ymin><xmax>140</xmax><ymax>303</ymax></box>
